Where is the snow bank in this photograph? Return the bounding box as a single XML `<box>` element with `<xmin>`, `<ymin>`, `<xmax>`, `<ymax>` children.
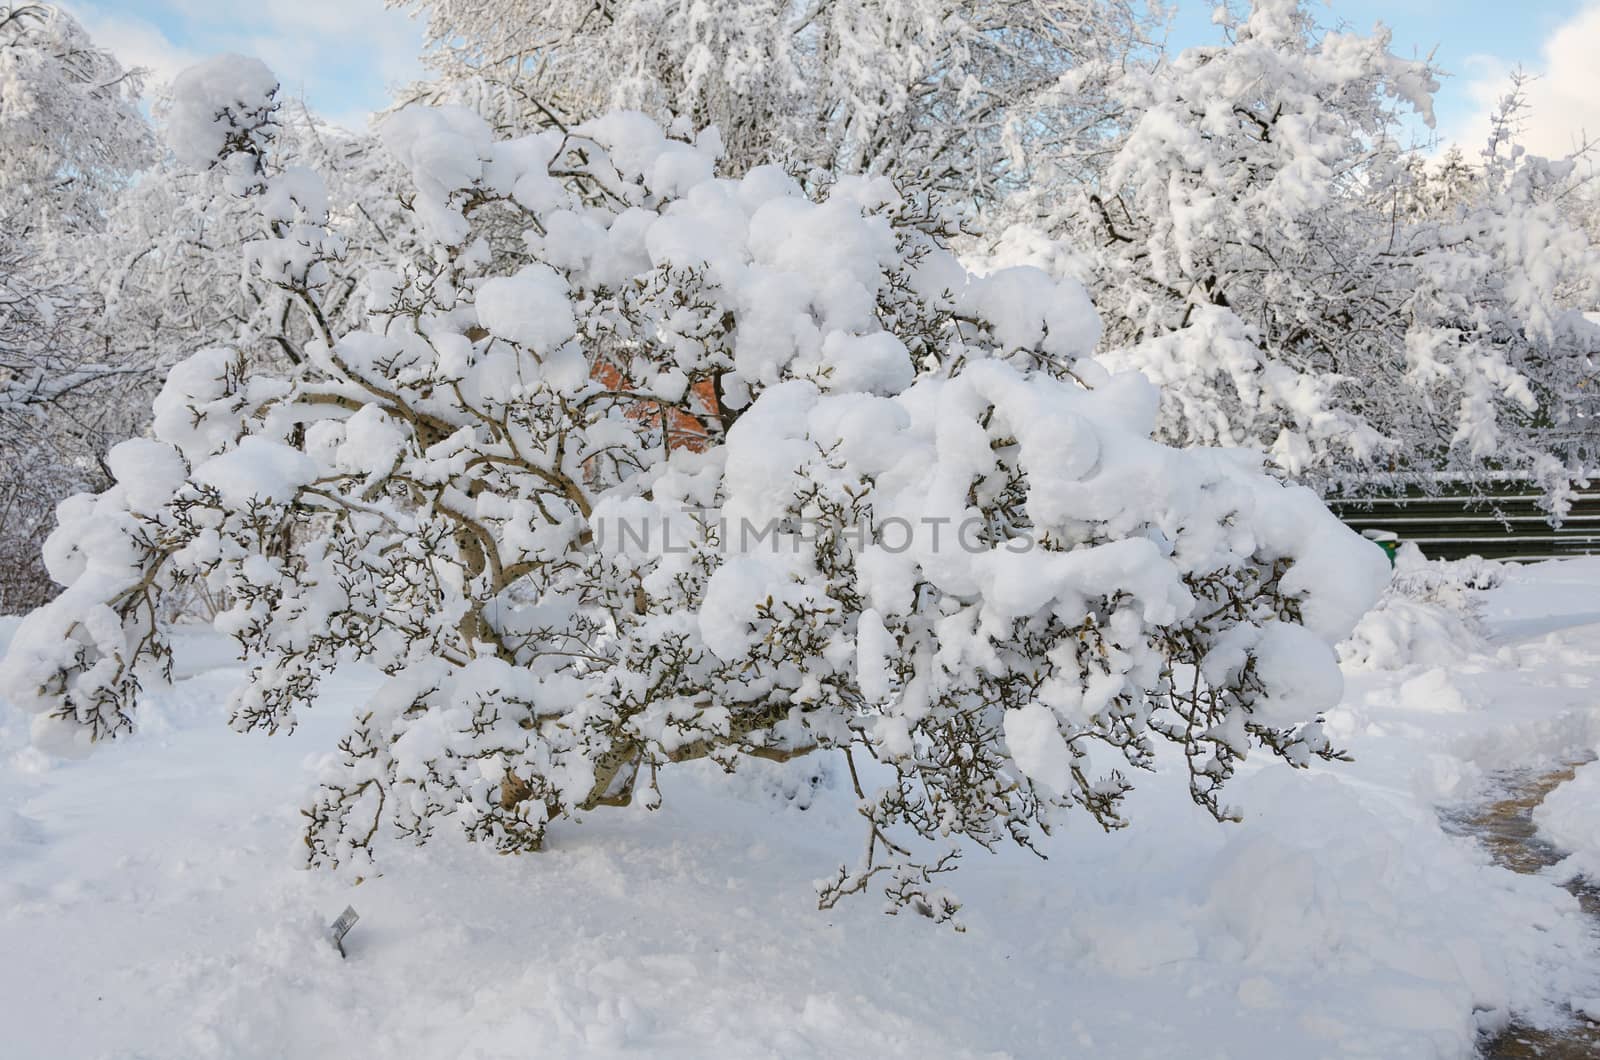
<box><xmin>1535</xmin><ymin>759</ymin><xmax>1600</xmax><ymax>880</ymax></box>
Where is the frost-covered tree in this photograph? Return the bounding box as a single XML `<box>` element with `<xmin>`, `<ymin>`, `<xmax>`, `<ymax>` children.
<box><xmin>94</xmin><ymin>77</ymin><xmax>412</xmax><ymax>376</ymax></box>
<box><xmin>1421</xmin><ymin>90</ymin><xmax>1600</xmax><ymax>493</ymax></box>
<box><xmin>0</xmin><ymin>3</ymin><xmax>152</xmax><ymax>235</ymax></box>
<box><xmin>0</xmin><ymin>3</ymin><xmax>156</xmax><ymax>608</ymax></box>
<box><xmin>1397</xmin><ymin>145</ymin><xmax>1478</xmax><ymax>222</ymax></box>
<box><xmin>395</xmin><ymin>0</ymin><xmax>1150</xmax><ymax>205</ymax></box>
<box><xmin>0</xmin><ymin>56</ymin><xmax>1388</xmax><ymax>920</ymax></box>
<box><xmin>0</xmin><ymin>234</ymin><xmax>115</xmax><ymax>609</ymax></box>
<box><xmin>1017</xmin><ymin>0</ymin><xmax>1600</xmax><ymax>497</ymax></box>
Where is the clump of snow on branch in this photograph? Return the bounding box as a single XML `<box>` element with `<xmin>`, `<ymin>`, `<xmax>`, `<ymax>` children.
<box><xmin>165</xmin><ymin>54</ymin><xmax>281</xmax><ymax>193</ymax></box>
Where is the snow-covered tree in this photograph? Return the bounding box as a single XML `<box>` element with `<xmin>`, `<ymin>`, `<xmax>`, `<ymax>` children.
<box><xmin>0</xmin><ymin>3</ymin><xmax>152</xmax><ymax>236</ymax></box>
<box><xmin>0</xmin><ymin>57</ymin><xmax>1389</xmax><ymax>919</ymax></box>
<box><xmin>94</xmin><ymin>74</ymin><xmax>413</xmax><ymax>377</ymax></box>
<box><xmin>1397</xmin><ymin>145</ymin><xmax>1478</xmax><ymax>222</ymax></box>
<box><xmin>395</xmin><ymin>0</ymin><xmax>1149</xmax><ymax>206</ymax></box>
<box><xmin>0</xmin><ymin>235</ymin><xmax>107</xmax><ymax>609</ymax></box>
<box><xmin>0</xmin><ymin>3</ymin><xmax>156</xmax><ymax>608</ymax></box>
<box><xmin>1016</xmin><ymin>0</ymin><xmax>1600</xmax><ymax>498</ymax></box>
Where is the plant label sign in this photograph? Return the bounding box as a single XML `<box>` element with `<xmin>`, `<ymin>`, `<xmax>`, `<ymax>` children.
<box><xmin>329</xmin><ymin>905</ymin><xmax>360</xmax><ymax>958</ymax></box>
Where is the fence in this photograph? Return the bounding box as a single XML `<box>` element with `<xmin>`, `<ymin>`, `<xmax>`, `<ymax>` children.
<box><xmin>1323</xmin><ymin>481</ymin><xmax>1600</xmax><ymax>563</ymax></box>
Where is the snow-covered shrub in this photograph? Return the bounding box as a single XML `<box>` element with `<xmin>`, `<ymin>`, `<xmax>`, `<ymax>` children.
<box><xmin>1339</xmin><ymin>546</ymin><xmax>1495</xmax><ymax>670</ymax></box>
<box><xmin>0</xmin><ymin>62</ymin><xmax>1389</xmax><ymax>919</ymax></box>
<box><xmin>1390</xmin><ymin>548</ymin><xmax>1502</xmax><ymax>598</ymax></box>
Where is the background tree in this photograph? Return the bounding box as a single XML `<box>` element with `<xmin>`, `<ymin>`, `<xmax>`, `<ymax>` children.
<box><xmin>94</xmin><ymin>89</ymin><xmax>415</xmax><ymax>377</ymax></box>
<box><xmin>1001</xmin><ymin>0</ymin><xmax>1600</xmax><ymax>503</ymax></box>
<box><xmin>0</xmin><ymin>3</ymin><xmax>154</xmax><ymax>609</ymax></box>
<box><xmin>0</xmin><ymin>3</ymin><xmax>152</xmax><ymax>235</ymax></box>
<box><xmin>393</xmin><ymin>0</ymin><xmax>1152</xmax><ymax>207</ymax></box>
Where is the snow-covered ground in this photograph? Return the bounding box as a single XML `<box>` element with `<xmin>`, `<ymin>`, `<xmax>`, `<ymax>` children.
<box><xmin>6</xmin><ymin>559</ymin><xmax>1600</xmax><ymax>1059</ymax></box>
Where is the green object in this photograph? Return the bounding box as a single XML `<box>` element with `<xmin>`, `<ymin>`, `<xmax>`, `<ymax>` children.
<box><xmin>1360</xmin><ymin>529</ymin><xmax>1400</xmax><ymax>568</ymax></box>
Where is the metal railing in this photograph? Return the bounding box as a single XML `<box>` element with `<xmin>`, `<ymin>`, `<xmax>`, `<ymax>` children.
<box><xmin>1323</xmin><ymin>480</ymin><xmax>1600</xmax><ymax>562</ymax></box>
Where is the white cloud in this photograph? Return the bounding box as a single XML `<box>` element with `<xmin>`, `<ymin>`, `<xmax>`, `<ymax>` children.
<box><xmin>1441</xmin><ymin>3</ymin><xmax>1600</xmax><ymax>158</ymax></box>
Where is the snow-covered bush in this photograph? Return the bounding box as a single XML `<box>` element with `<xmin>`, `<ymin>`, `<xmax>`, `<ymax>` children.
<box><xmin>0</xmin><ymin>61</ymin><xmax>1389</xmax><ymax>919</ymax></box>
<box><xmin>1339</xmin><ymin>546</ymin><xmax>1497</xmax><ymax>670</ymax></box>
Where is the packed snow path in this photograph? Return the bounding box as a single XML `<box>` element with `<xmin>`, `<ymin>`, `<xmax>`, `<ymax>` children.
<box><xmin>1445</xmin><ymin>761</ymin><xmax>1600</xmax><ymax>1056</ymax></box>
<box><xmin>8</xmin><ymin>560</ymin><xmax>1600</xmax><ymax>1058</ymax></box>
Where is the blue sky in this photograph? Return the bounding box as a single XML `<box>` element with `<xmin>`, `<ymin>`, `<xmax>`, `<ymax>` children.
<box><xmin>67</xmin><ymin>0</ymin><xmax>1600</xmax><ymax>155</ymax></box>
<box><xmin>1170</xmin><ymin>0</ymin><xmax>1587</xmax><ymax>72</ymax></box>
